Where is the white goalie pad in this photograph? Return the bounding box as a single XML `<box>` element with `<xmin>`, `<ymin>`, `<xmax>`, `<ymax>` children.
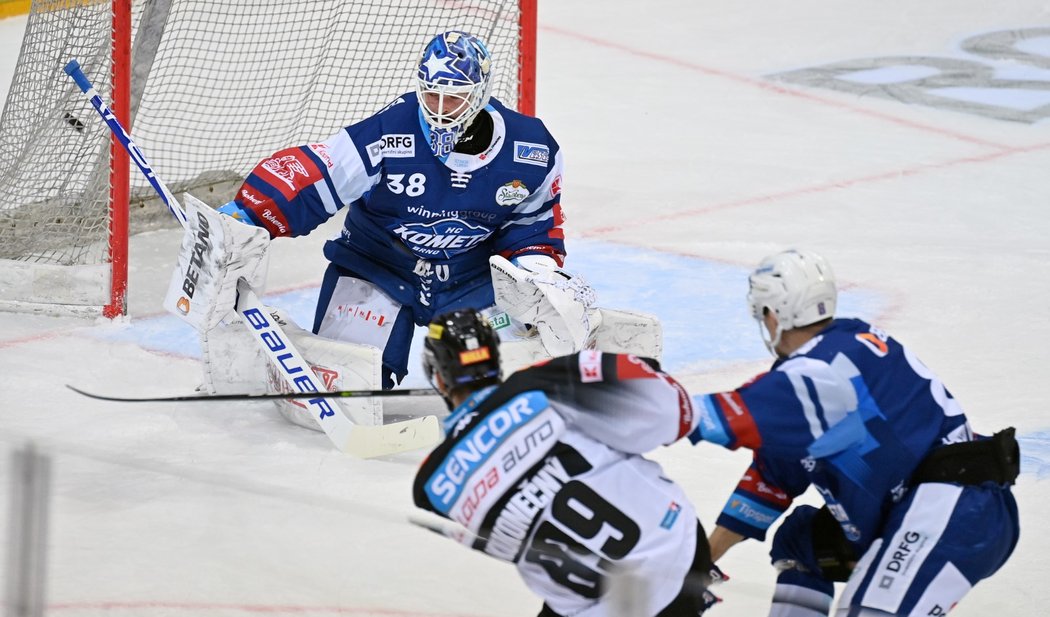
<box><xmin>489</xmin><ymin>255</ymin><xmax>597</xmax><ymax>356</ymax></box>
<box><xmin>163</xmin><ymin>194</ymin><xmax>270</xmax><ymax>332</ymax></box>
<box><xmin>201</xmin><ymin>306</ymin><xmax>383</xmax><ymax>428</ymax></box>
<box><xmin>492</xmin><ymin>306</ymin><xmax>662</xmax><ymax>378</ymax></box>
<box><xmin>588</xmin><ymin>307</ymin><xmax>662</xmax><ymax>360</ymax></box>
<box><xmin>498</xmin><ymin>335</ymin><xmax>549</xmax><ymax>376</ymax></box>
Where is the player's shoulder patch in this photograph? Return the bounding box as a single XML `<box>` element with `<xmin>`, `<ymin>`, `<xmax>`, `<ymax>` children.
<box><xmin>513</xmin><ymin>141</ymin><xmax>550</xmax><ymax>167</ymax></box>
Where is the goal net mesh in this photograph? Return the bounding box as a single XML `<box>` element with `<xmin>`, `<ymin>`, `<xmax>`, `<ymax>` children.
<box><xmin>0</xmin><ymin>0</ymin><xmax>526</xmax><ymax>274</ymax></box>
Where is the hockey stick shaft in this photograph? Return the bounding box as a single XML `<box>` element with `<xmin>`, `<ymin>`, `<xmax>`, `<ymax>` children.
<box><xmin>64</xmin><ymin>59</ymin><xmax>188</xmax><ymax>227</ymax></box>
<box><xmin>234</xmin><ymin>281</ymin><xmax>442</xmax><ymax>456</ymax></box>
<box><xmin>66</xmin><ymin>384</ymin><xmax>438</xmax><ymax>403</ymax></box>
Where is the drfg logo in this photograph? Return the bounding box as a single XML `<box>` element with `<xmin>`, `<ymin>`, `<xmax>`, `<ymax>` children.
<box><xmin>770</xmin><ymin>27</ymin><xmax>1050</xmax><ymax>123</ymax></box>
<box><xmin>367</xmin><ymin>134</ymin><xmax>415</xmax><ymax>165</ymax></box>
<box><xmin>262</xmin><ymin>155</ymin><xmax>309</xmax><ymax>190</ymax></box>
<box><xmin>878</xmin><ymin>530</ymin><xmax>925</xmax><ymax>590</ymax></box>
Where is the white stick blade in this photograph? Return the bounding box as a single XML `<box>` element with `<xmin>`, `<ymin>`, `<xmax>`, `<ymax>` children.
<box><xmin>343</xmin><ymin>415</ymin><xmax>443</xmax><ymax>459</ymax></box>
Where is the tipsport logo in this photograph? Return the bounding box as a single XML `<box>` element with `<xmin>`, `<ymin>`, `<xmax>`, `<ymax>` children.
<box><xmin>333</xmin><ymin>304</ymin><xmax>390</xmax><ymax>328</ymax></box>
<box><xmin>391</xmin><ymin>217</ymin><xmax>493</xmax><ymax>259</ymax></box>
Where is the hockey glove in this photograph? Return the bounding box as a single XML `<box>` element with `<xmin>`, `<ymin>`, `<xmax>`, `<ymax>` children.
<box><xmin>489</xmin><ymin>254</ymin><xmax>597</xmax><ymax>356</ymax></box>
<box><xmin>163</xmin><ymin>194</ymin><xmax>270</xmax><ymax>332</ymax></box>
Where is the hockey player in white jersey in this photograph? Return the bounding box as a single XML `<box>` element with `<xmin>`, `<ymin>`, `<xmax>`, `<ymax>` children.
<box><xmin>687</xmin><ymin>249</ymin><xmax>1019</xmax><ymax>616</ymax></box>
<box><xmin>413</xmin><ymin>309</ymin><xmax>722</xmax><ymax>617</ymax></box>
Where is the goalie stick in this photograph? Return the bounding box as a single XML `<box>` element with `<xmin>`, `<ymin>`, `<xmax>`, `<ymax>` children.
<box><xmin>64</xmin><ymin>59</ymin><xmax>442</xmax><ymax>458</ymax></box>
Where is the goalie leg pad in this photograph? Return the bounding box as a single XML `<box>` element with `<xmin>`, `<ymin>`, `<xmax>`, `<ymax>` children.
<box><xmin>498</xmin><ymin>337</ymin><xmax>549</xmax><ymax>376</ymax></box>
<box><xmin>479</xmin><ymin>305</ymin><xmax>662</xmax><ymax>374</ymax></box>
<box><xmin>270</xmin><ymin>311</ymin><xmax>383</xmax><ymax>428</ymax></box>
<box><xmin>201</xmin><ymin>307</ymin><xmax>383</xmax><ymax>428</ymax></box>
<box><xmin>587</xmin><ymin>308</ymin><xmax>663</xmax><ymax>360</ymax></box>
<box><xmin>315</xmin><ymin>269</ymin><xmax>415</xmax><ymax>388</ymax></box>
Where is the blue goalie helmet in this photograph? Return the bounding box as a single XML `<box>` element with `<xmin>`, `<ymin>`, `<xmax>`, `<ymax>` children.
<box><xmin>415</xmin><ymin>31</ymin><xmax>493</xmax><ymax>157</ymax></box>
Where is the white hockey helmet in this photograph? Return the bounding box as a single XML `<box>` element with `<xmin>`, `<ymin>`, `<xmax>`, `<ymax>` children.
<box><xmin>415</xmin><ymin>31</ymin><xmax>493</xmax><ymax>156</ymax></box>
<box><xmin>747</xmin><ymin>249</ymin><xmax>837</xmax><ymax>355</ymax></box>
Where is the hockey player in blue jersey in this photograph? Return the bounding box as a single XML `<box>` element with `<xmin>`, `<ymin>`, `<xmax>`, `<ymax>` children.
<box><xmin>688</xmin><ymin>249</ymin><xmax>1019</xmax><ymax>616</ymax></box>
<box><xmin>217</xmin><ymin>30</ymin><xmax>595</xmax><ymax>390</ymax></box>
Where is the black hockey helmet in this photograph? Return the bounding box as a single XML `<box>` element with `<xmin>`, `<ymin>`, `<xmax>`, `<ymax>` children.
<box><xmin>422</xmin><ymin>309</ymin><xmax>502</xmax><ymax>395</ymax></box>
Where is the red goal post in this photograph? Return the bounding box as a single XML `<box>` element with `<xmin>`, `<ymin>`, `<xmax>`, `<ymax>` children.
<box><xmin>0</xmin><ymin>0</ymin><xmax>537</xmax><ymax>317</ymax></box>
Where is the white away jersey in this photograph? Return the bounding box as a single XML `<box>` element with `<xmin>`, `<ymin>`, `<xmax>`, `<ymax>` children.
<box><xmin>413</xmin><ymin>351</ymin><xmax>700</xmax><ymax>616</ymax></box>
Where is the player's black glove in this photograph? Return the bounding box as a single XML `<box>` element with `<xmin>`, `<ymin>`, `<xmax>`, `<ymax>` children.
<box><xmin>698</xmin><ymin>564</ymin><xmax>729</xmax><ymax>613</ymax></box>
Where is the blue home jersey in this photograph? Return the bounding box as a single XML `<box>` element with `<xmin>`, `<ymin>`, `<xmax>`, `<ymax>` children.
<box><xmin>690</xmin><ymin>318</ymin><xmax>973</xmax><ymax>551</ymax></box>
<box><xmin>233</xmin><ymin>93</ymin><xmax>564</xmax><ymax>311</ymax></box>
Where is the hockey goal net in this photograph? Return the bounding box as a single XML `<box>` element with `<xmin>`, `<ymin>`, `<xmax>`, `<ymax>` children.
<box><xmin>0</xmin><ymin>0</ymin><xmax>536</xmax><ymax>316</ymax></box>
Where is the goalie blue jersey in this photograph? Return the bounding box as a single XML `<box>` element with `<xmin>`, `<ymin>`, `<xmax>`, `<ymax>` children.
<box><xmin>232</xmin><ymin>93</ymin><xmax>565</xmax><ymax>311</ymax></box>
<box><xmin>690</xmin><ymin>318</ymin><xmax>974</xmax><ymax>551</ymax></box>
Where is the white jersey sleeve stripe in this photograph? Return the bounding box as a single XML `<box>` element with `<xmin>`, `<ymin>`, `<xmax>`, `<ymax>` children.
<box><xmin>782</xmin><ymin>361</ymin><xmax>826</xmax><ymax>440</ymax></box>
<box><xmin>312</xmin><ymin>178</ymin><xmax>339</xmax><ymax>215</ymax></box>
<box><xmin>502</xmin><ymin>208</ymin><xmax>554</xmax><ymax>228</ymax></box>
<box><xmin>324</xmin><ymin>129</ymin><xmax>381</xmax><ymax>206</ymax></box>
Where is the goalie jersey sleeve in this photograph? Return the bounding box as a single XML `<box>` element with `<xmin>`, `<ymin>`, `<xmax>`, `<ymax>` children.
<box><xmin>412</xmin><ymin>351</ymin><xmax>700</xmax><ymax>616</ymax></box>
<box><xmin>688</xmin><ymin>318</ymin><xmax>974</xmax><ymax>547</ymax></box>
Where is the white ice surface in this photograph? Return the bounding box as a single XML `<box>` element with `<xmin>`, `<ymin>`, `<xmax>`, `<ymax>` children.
<box><xmin>1</xmin><ymin>2</ymin><xmax>1049</xmax><ymax>615</ymax></box>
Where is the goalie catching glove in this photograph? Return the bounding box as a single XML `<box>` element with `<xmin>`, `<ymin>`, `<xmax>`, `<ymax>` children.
<box><xmin>489</xmin><ymin>254</ymin><xmax>597</xmax><ymax>356</ymax></box>
<box><xmin>163</xmin><ymin>194</ymin><xmax>270</xmax><ymax>332</ymax></box>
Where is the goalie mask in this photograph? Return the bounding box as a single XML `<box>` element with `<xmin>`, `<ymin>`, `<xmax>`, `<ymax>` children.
<box><xmin>416</xmin><ymin>30</ymin><xmax>493</xmax><ymax>157</ymax></box>
<box><xmin>423</xmin><ymin>309</ymin><xmax>502</xmax><ymax>400</ymax></box>
<box><xmin>747</xmin><ymin>249</ymin><xmax>837</xmax><ymax>356</ymax></box>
